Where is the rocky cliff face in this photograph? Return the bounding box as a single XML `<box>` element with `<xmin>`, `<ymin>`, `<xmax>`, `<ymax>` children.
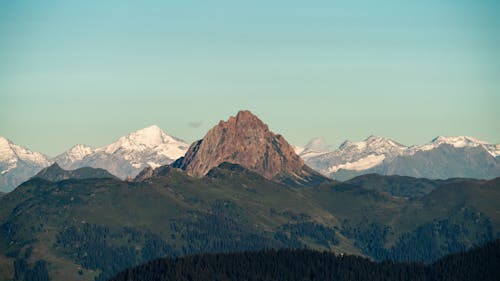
<box><xmin>172</xmin><ymin>110</ymin><xmax>328</xmax><ymax>186</ymax></box>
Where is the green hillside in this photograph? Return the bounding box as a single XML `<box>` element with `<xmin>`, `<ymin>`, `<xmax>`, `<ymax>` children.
<box><xmin>0</xmin><ymin>164</ymin><xmax>498</xmax><ymax>281</ymax></box>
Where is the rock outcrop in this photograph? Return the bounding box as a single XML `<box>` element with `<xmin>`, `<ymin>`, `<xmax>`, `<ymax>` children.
<box><xmin>172</xmin><ymin>110</ymin><xmax>329</xmax><ymax>186</ymax></box>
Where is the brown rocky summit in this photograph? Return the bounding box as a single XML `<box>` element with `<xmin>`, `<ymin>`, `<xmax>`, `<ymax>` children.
<box><xmin>172</xmin><ymin>110</ymin><xmax>328</xmax><ymax>186</ymax></box>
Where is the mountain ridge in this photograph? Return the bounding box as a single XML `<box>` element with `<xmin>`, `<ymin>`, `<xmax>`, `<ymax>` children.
<box><xmin>0</xmin><ymin>136</ymin><xmax>51</xmax><ymax>192</ymax></box>
<box><xmin>172</xmin><ymin>110</ymin><xmax>330</xmax><ymax>187</ymax></box>
<box><xmin>302</xmin><ymin>135</ymin><xmax>500</xmax><ymax>181</ymax></box>
<box><xmin>54</xmin><ymin>125</ymin><xmax>189</xmax><ymax>179</ymax></box>
<box><xmin>1</xmin><ymin>127</ymin><xmax>189</xmax><ymax>192</ymax></box>
<box><xmin>2</xmin><ymin>126</ymin><xmax>499</xmax><ymax>192</ymax></box>
<box><xmin>33</xmin><ymin>162</ymin><xmax>118</xmax><ymax>182</ymax></box>
<box><xmin>1</xmin><ymin>164</ymin><xmax>498</xmax><ymax>281</ymax></box>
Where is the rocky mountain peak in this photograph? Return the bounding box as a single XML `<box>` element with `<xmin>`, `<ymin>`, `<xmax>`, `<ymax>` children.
<box><xmin>172</xmin><ymin>110</ymin><xmax>328</xmax><ymax>186</ymax></box>
<box><xmin>0</xmin><ymin>137</ymin><xmax>49</xmax><ymax>164</ymax></box>
<box><xmin>0</xmin><ymin>137</ymin><xmax>14</xmax><ymax>162</ymax></box>
<box><xmin>102</xmin><ymin>125</ymin><xmax>181</xmax><ymax>154</ymax></box>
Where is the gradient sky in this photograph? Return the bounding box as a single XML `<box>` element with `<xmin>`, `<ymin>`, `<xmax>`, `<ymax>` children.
<box><xmin>1</xmin><ymin>0</ymin><xmax>499</xmax><ymax>156</ymax></box>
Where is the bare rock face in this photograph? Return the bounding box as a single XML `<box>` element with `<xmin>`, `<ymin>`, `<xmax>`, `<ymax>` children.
<box><xmin>173</xmin><ymin>110</ymin><xmax>329</xmax><ymax>186</ymax></box>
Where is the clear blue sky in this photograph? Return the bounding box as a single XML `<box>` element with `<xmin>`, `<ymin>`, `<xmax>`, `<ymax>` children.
<box><xmin>1</xmin><ymin>0</ymin><xmax>499</xmax><ymax>156</ymax></box>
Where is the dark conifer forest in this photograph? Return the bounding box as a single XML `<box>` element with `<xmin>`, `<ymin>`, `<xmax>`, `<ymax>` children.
<box><xmin>109</xmin><ymin>239</ymin><xmax>500</xmax><ymax>281</ymax></box>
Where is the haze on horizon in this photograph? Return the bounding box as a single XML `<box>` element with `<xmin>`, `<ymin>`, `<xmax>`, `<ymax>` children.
<box><xmin>1</xmin><ymin>0</ymin><xmax>499</xmax><ymax>156</ymax></box>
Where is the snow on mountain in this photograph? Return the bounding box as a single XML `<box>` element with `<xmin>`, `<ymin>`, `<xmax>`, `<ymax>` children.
<box><xmin>299</xmin><ymin>137</ymin><xmax>334</xmax><ymax>160</ymax></box>
<box><xmin>492</xmin><ymin>145</ymin><xmax>500</xmax><ymax>158</ymax></box>
<box><xmin>327</xmin><ymin>154</ymin><xmax>386</xmax><ymax>173</ymax></box>
<box><xmin>53</xmin><ymin>144</ymin><xmax>94</xmax><ymax>168</ymax></box>
<box><xmin>293</xmin><ymin>145</ymin><xmax>305</xmax><ymax>155</ymax></box>
<box><xmin>67</xmin><ymin>144</ymin><xmax>95</xmax><ymax>160</ymax></box>
<box><xmin>302</xmin><ymin>135</ymin><xmax>500</xmax><ymax>181</ymax></box>
<box><xmin>0</xmin><ymin>137</ymin><xmax>51</xmax><ymax>192</ymax></box>
<box><xmin>302</xmin><ymin>136</ymin><xmax>407</xmax><ymax>176</ymax></box>
<box><xmin>304</xmin><ymin>137</ymin><xmax>333</xmax><ymax>152</ymax></box>
<box><xmin>410</xmin><ymin>136</ymin><xmax>500</xmax><ymax>157</ymax></box>
<box><xmin>98</xmin><ymin>125</ymin><xmax>187</xmax><ymax>161</ymax></box>
<box><xmin>0</xmin><ymin>137</ymin><xmax>49</xmax><ymax>167</ymax></box>
<box><xmin>55</xmin><ymin>125</ymin><xmax>189</xmax><ymax>179</ymax></box>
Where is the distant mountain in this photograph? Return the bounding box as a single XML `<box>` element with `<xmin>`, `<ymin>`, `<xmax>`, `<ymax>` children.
<box><xmin>378</xmin><ymin>144</ymin><xmax>500</xmax><ymax>180</ymax></box>
<box><xmin>0</xmin><ymin>136</ymin><xmax>51</xmax><ymax>192</ymax></box>
<box><xmin>53</xmin><ymin>125</ymin><xmax>189</xmax><ymax>179</ymax></box>
<box><xmin>413</xmin><ymin>136</ymin><xmax>500</xmax><ymax>156</ymax></box>
<box><xmin>0</xmin><ymin>126</ymin><xmax>188</xmax><ymax>193</ymax></box>
<box><xmin>172</xmin><ymin>110</ymin><xmax>329</xmax><ymax>187</ymax></box>
<box><xmin>296</xmin><ymin>137</ymin><xmax>334</xmax><ymax>159</ymax></box>
<box><xmin>302</xmin><ymin>136</ymin><xmax>406</xmax><ymax>175</ymax></box>
<box><xmin>33</xmin><ymin>163</ymin><xmax>118</xmax><ymax>182</ymax></box>
<box><xmin>302</xmin><ymin>135</ymin><xmax>500</xmax><ymax>181</ymax></box>
<box><xmin>52</xmin><ymin>144</ymin><xmax>94</xmax><ymax>168</ymax></box>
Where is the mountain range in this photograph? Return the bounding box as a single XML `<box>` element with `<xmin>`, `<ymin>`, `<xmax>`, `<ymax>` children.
<box><xmin>0</xmin><ymin>126</ymin><xmax>188</xmax><ymax>192</ymax></box>
<box><xmin>1</xmin><ymin>115</ymin><xmax>499</xmax><ymax>193</ymax></box>
<box><xmin>0</xmin><ymin>110</ymin><xmax>499</xmax><ymax>281</ymax></box>
<box><xmin>300</xmin><ymin>135</ymin><xmax>500</xmax><ymax>181</ymax></box>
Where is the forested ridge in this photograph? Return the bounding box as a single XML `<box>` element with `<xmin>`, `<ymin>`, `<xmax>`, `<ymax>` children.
<box><xmin>110</xmin><ymin>239</ymin><xmax>500</xmax><ymax>281</ymax></box>
<box><xmin>1</xmin><ymin>167</ymin><xmax>499</xmax><ymax>281</ymax></box>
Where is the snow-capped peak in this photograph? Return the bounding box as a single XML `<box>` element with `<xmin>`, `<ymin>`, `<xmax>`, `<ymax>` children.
<box><xmin>128</xmin><ymin>125</ymin><xmax>167</xmax><ymax>147</ymax></box>
<box><xmin>364</xmin><ymin>135</ymin><xmax>406</xmax><ymax>147</ymax></box>
<box><xmin>300</xmin><ymin>134</ymin><xmax>500</xmax><ymax>180</ymax></box>
<box><xmin>302</xmin><ymin>136</ymin><xmax>409</xmax><ymax>176</ymax></box>
<box><xmin>298</xmin><ymin>137</ymin><xmax>333</xmax><ymax>159</ymax></box>
<box><xmin>100</xmin><ymin>125</ymin><xmax>185</xmax><ymax>155</ymax></box>
<box><xmin>431</xmin><ymin>136</ymin><xmax>489</xmax><ymax>147</ymax></box>
<box><xmin>0</xmin><ymin>136</ymin><xmax>49</xmax><ymax>164</ymax></box>
<box><xmin>65</xmin><ymin>144</ymin><xmax>94</xmax><ymax>161</ymax></box>
<box><xmin>338</xmin><ymin>135</ymin><xmax>407</xmax><ymax>154</ymax></box>
<box><xmin>0</xmin><ymin>136</ymin><xmax>50</xmax><ymax>178</ymax></box>
<box><xmin>304</xmin><ymin>137</ymin><xmax>332</xmax><ymax>152</ymax></box>
<box><xmin>50</xmin><ymin>126</ymin><xmax>189</xmax><ymax>179</ymax></box>
<box><xmin>0</xmin><ymin>137</ymin><xmax>15</xmax><ymax>162</ymax></box>
<box><xmin>92</xmin><ymin>125</ymin><xmax>189</xmax><ymax>170</ymax></box>
<box><xmin>413</xmin><ymin>136</ymin><xmax>499</xmax><ymax>157</ymax></box>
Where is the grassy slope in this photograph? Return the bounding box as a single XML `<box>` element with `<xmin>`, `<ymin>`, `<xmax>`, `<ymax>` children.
<box><xmin>0</xmin><ymin>169</ymin><xmax>351</xmax><ymax>280</ymax></box>
<box><xmin>0</xmin><ymin>169</ymin><xmax>498</xmax><ymax>281</ymax></box>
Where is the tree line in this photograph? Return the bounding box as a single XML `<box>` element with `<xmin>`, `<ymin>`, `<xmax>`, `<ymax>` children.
<box><xmin>110</xmin><ymin>239</ymin><xmax>500</xmax><ymax>281</ymax></box>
